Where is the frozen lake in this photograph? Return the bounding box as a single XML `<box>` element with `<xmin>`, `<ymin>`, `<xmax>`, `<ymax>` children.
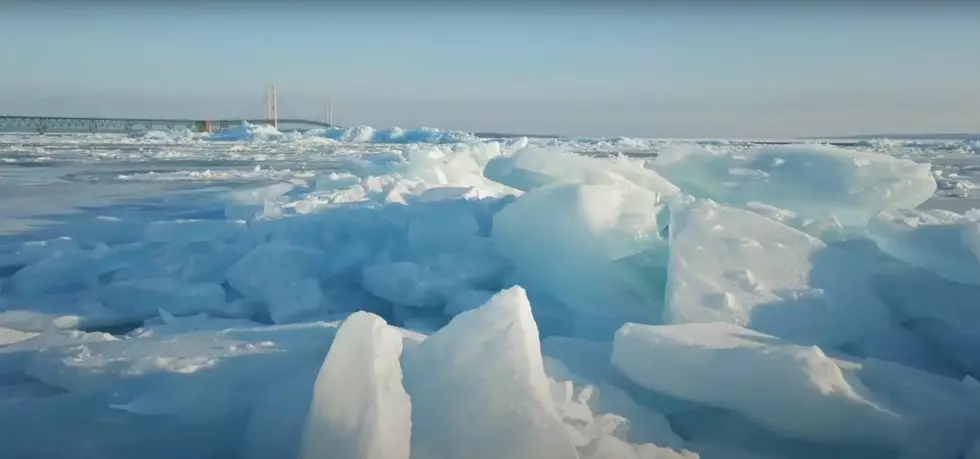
<box><xmin>2</xmin><ymin>125</ymin><xmax>980</xmax><ymax>459</ymax></box>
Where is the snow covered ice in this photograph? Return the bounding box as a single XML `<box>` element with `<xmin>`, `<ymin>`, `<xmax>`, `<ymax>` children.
<box><xmin>3</xmin><ymin>125</ymin><xmax>980</xmax><ymax>459</ymax></box>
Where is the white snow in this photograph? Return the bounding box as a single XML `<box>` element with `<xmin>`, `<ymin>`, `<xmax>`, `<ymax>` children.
<box><xmin>3</xmin><ymin>128</ymin><xmax>980</xmax><ymax>459</ymax></box>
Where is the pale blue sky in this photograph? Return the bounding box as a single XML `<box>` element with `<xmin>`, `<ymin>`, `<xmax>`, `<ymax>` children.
<box><xmin>1</xmin><ymin>2</ymin><xmax>978</xmax><ymax>138</ymax></box>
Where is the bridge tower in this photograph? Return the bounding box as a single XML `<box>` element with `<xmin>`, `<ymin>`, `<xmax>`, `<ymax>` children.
<box><xmin>266</xmin><ymin>85</ymin><xmax>278</xmax><ymax>129</ymax></box>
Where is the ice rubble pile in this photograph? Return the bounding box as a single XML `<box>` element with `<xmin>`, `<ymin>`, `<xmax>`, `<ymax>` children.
<box><xmin>202</xmin><ymin>122</ymin><xmax>477</xmax><ymax>144</ymax></box>
<box><xmin>5</xmin><ymin>137</ymin><xmax>980</xmax><ymax>459</ymax></box>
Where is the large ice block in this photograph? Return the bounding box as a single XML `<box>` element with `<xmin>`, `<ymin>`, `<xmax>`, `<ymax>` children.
<box><xmin>484</xmin><ymin>145</ymin><xmax>680</xmax><ymax>195</ymax></box>
<box><xmin>866</xmin><ymin>208</ymin><xmax>980</xmax><ymax>286</ymax></box>
<box><xmin>299</xmin><ymin>312</ymin><xmax>411</xmax><ymax>459</ymax></box>
<box><xmin>493</xmin><ymin>183</ymin><xmax>671</xmax><ymax>337</ymax></box>
<box><xmin>611</xmin><ymin>322</ymin><xmax>906</xmax><ymax>443</ymax></box>
<box><xmin>651</xmin><ymin>144</ymin><xmax>937</xmax><ymax>227</ymax></box>
<box><xmin>402</xmin><ymin>286</ymin><xmax>577</xmax><ymax>459</ymax></box>
<box><xmin>664</xmin><ymin>199</ymin><xmax>889</xmax><ymax>346</ymax></box>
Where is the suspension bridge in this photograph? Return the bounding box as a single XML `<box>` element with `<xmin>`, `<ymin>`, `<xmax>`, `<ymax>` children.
<box><xmin>0</xmin><ymin>85</ymin><xmax>335</xmax><ymax>134</ymax></box>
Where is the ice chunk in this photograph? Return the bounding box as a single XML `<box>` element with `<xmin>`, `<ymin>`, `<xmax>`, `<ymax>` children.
<box><xmin>850</xmin><ymin>325</ymin><xmax>946</xmax><ymax>375</ymax></box>
<box><xmin>866</xmin><ymin>208</ymin><xmax>980</xmax><ymax>286</ymax></box>
<box><xmin>361</xmin><ymin>247</ymin><xmax>505</xmax><ymax>310</ymax></box>
<box><xmin>224</xmin><ymin>182</ymin><xmax>295</xmax><ymax>220</ymax></box>
<box><xmin>26</xmin><ymin>322</ymin><xmax>341</xmax><ymax>415</ymax></box>
<box><xmin>0</xmin><ymin>237</ymin><xmax>81</xmax><ymax>270</ymax></box>
<box><xmin>652</xmin><ymin>144</ymin><xmax>937</xmax><ymax>227</ymax></box>
<box><xmin>361</xmin><ymin>261</ymin><xmax>461</xmax><ymax>308</ymax></box>
<box><xmin>4</xmin><ymin>245</ymin><xmax>131</xmax><ymax>295</ymax></box>
<box><xmin>872</xmin><ymin>264</ymin><xmax>980</xmax><ymax>326</ymax></box>
<box><xmin>541</xmin><ymin>336</ymin><xmax>617</xmax><ymax>386</ymax></box>
<box><xmin>402</xmin><ymin>286</ymin><xmax>577</xmax><ymax>459</ymax></box>
<box><xmin>853</xmin><ymin>358</ymin><xmax>979</xmax><ymax>458</ymax></box>
<box><xmin>0</xmin><ymin>326</ymin><xmax>38</xmax><ymax>346</ymax></box>
<box><xmin>299</xmin><ymin>312</ymin><xmax>410</xmax><ymax>459</ymax></box>
<box><xmin>913</xmin><ymin>321</ymin><xmax>980</xmax><ymax>375</ymax></box>
<box><xmin>93</xmin><ymin>278</ymin><xmax>227</xmax><ymax>322</ymax></box>
<box><xmin>404</xmin><ymin>209</ymin><xmax>481</xmax><ymax>257</ymax></box>
<box><xmin>493</xmin><ymin>183</ymin><xmax>670</xmax><ymax>337</ymax></box>
<box><xmin>226</xmin><ymin>243</ymin><xmax>326</xmax><ymax>323</ymax></box>
<box><xmin>484</xmin><ymin>145</ymin><xmax>680</xmax><ymax>195</ymax></box>
<box><xmin>541</xmin><ymin>336</ymin><xmax>692</xmax><ymax>445</ymax></box>
<box><xmin>144</xmin><ymin>219</ymin><xmax>246</xmax><ymax>244</ymax></box>
<box><xmin>612</xmin><ymin>322</ymin><xmax>906</xmax><ymax>444</ymax></box>
<box><xmin>742</xmin><ymin>202</ymin><xmax>848</xmax><ymax>242</ymax></box>
<box><xmin>664</xmin><ymin>199</ymin><xmax>889</xmax><ymax>346</ymax></box>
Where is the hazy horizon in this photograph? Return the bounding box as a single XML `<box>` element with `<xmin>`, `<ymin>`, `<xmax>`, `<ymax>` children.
<box><xmin>2</xmin><ymin>2</ymin><xmax>979</xmax><ymax>138</ymax></box>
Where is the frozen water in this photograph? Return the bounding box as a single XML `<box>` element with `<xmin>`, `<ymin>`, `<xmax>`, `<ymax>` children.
<box><xmin>664</xmin><ymin>198</ymin><xmax>890</xmax><ymax>346</ymax></box>
<box><xmin>402</xmin><ymin>286</ymin><xmax>578</xmax><ymax>459</ymax></box>
<box><xmin>651</xmin><ymin>144</ymin><xmax>937</xmax><ymax>227</ymax></box>
<box><xmin>612</xmin><ymin>322</ymin><xmax>907</xmax><ymax>444</ymax></box>
<box><xmin>484</xmin><ymin>145</ymin><xmax>681</xmax><ymax>195</ymax></box>
<box><xmin>493</xmin><ymin>182</ymin><xmax>671</xmax><ymax>338</ymax></box>
<box><xmin>3</xmin><ymin>128</ymin><xmax>980</xmax><ymax>459</ymax></box>
<box><xmin>865</xmin><ymin>208</ymin><xmax>980</xmax><ymax>286</ymax></box>
<box><xmin>299</xmin><ymin>312</ymin><xmax>411</xmax><ymax>459</ymax></box>
<box><xmin>612</xmin><ymin>322</ymin><xmax>980</xmax><ymax>457</ymax></box>
<box><xmin>225</xmin><ymin>243</ymin><xmax>328</xmax><ymax>324</ymax></box>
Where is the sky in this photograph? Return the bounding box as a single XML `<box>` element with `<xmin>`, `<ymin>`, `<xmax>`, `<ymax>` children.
<box><xmin>1</xmin><ymin>1</ymin><xmax>979</xmax><ymax>138</ymax></box>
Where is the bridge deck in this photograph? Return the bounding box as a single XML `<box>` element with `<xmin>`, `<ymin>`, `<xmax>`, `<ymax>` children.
<box><xmin>0</xmin><ymin>116</ymin><xmax>332</xmax><ymax>134</ymax></box>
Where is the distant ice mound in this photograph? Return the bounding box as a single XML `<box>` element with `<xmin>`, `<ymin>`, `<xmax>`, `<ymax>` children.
<box><xmin>134</xmin><ymin>128</ymin><xmax>206</xmax><ymax>142</ymax></box>
<box><xmin>206</xmin><ymin>122</ymin><xmax>286</xmax><ymax>141</ymax></box>
<box><xmin>203</xmin><ymin>122</ymin><xmax>477</xmax><ymax>144</ymax></box>
<box><xmin>316</xmin><ymin>125</ymin><xmax>477</xmax><ymax>144</ymax></box>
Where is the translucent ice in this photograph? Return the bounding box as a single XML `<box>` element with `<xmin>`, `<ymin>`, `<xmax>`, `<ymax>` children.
<box><xmin>493</xmin><ymin>183</ymin><xmax>671</xmax><ymax>338</ymax></box>
<box><xmin>402</xmin><ymin>286</ymin><xmax>578</xmax><ymax>459</ymax></box>
<box><xmin>612</xmin><ymin>322</ymin><xmax>906</xmax><ymax>443</ymax></box>
<box><xmin>484</xmin><ymin>145</ymin><xmax>681</xmax><ymax>195</ymax></box>
<box><xmin>299</xmin><ymin>312</ymin><xmax>411</xmax><ymax>459</ymax></box>
<box><xmin>0</xmin><ymin>237</ymin><xmax>81</xmax><ymax>270</ymax></box>
<box><xmin>652</xmin><ymin>144</ymin><xmax>937</xmax><ymax>227</ymax></box>
<box><xmin>93</xmin><ymin>278</ymin><xmax>227</xmax><ymax>323</ymax></box>
<box><xmin>226</xmin><ymin>243</ymin><xmax>326</xmax><ymax>323</ymax></box>
<box><xmin>4</xmin><ymin>244</ymin><xmax>133</xmax><ymax>295</ymax></box>
<box><xmin>664</xmin><ymin>199</ymin><xmax>889</xmax><ymax>346</ymax></box>
<box><xmin>865</xmin><ymin>208</ymin><xmax>980</xmax><ymax>286</ymax></box>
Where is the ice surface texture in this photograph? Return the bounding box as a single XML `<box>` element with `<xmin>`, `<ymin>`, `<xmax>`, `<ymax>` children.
<box><xmin>664</xmin><ymin>198</ymin><xmax>889</xmax><ymax>346</ymax></box>
<box><xmin>652</xmin><ymin>144</ymin><xmax>937</xmax><ymax>227</ymax></box>
<box><xmin>1</xmin><ymin>130</ymin><xmax>979</xmax><ymax>459</ymax></box>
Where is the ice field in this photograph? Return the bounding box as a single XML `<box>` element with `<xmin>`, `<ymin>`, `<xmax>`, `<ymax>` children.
<box><xmin>3</xmin><ymin>122</ymin><xmax>980</xmax><ymax>459</ymax></box>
